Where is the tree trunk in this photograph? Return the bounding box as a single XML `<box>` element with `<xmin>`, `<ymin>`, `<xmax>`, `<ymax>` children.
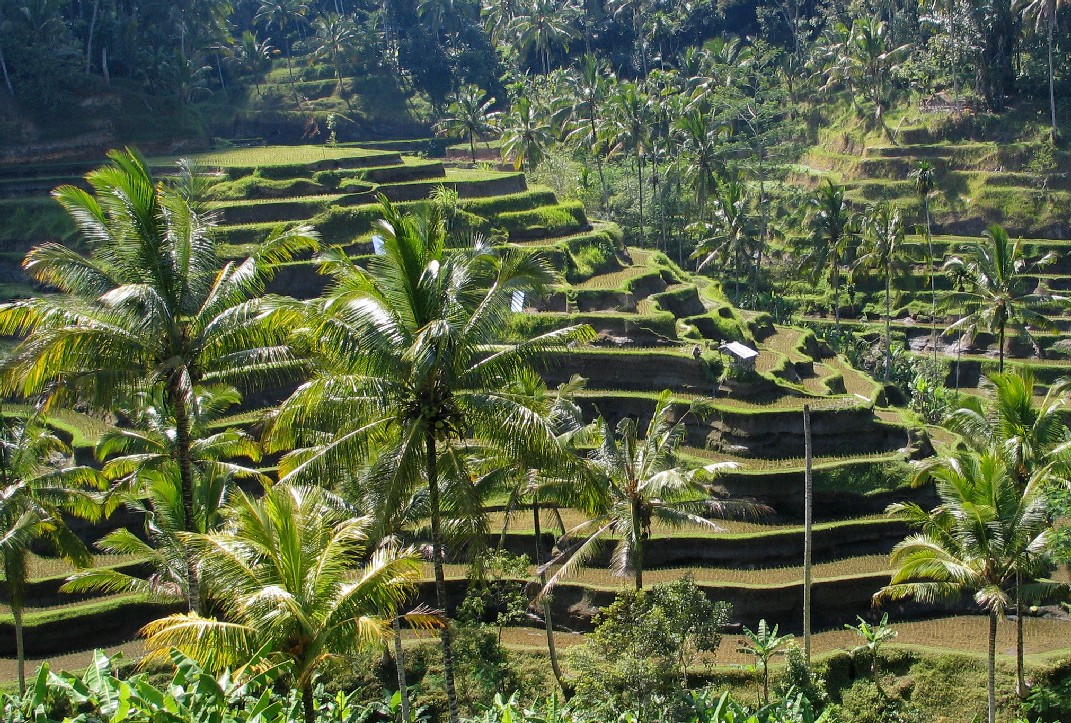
<box><xmin>302</xmin><ymin>681</ymin><xmax>316</xmax><ymax>723</ymax></box>
<box><xmin>833</xmin><ymin>264</ymin><xmax>841</xmax><ymax>336</ymax></box>
<box><xmin>636</xmin><ymin>150</ymin><xmax>644</xmax><ymax>246</ymax></box>
<box><xmin>884</xmin><ymin>271</ymin><xmax>892</xmax><ymax>381</ymax></box>
<box><xmin>632</xmin><ymin>498</ymin><xmax>644</xmax><ymax>591</ymax></box>
<box><xmin>1016</xmin><ymin>566</ymin><xmax>1025</xmax><ymax>697</ymax></box>
<box><xmin>0</xmin><ymin>42</ymin><xmax>13</xmax><ymax>96</ymax></box>
<box><xmin>426</xmin><ymin>432</ymin><xmax>460</xmax><ymax>723</ymax></box>
<box><xmin>987</xmin><ymin>611</ymin><xmax>997</xmax><ymax>723</ymax></box>
<box><xmin>998</xmin><ymin>323</ymin><xmax>1006</xmax><ymax>373</ymax></box>
<box><xmin>85</xmin><ymin>0</ymin><xmax>100</xmax><ymax>75</ymax></box>
<box><xmin>169</xmin><ymin>377</ymin><xmax>200</xmax><ymax>615</ymax></box>
<box><xmin>926</xmin><ymin>197</ymin><xmax>936</xmax><ymax>364</ymax></box>
<box><xmin>393</xmin><ymin>616</ymin><xmax>411</xmax><ymax>722</ymax></box>
<box><xmin>14</xmin><ymin>599</ymin><xmax>24</xmax><ymax>697</ymax></box>
<box><xmin>1048</xmin><ymin>16</ymin><xmax>1057</xmax><ymax>141</ymax></box>
<box><xmin>533</xmin><ymin>495</ymin><xmax>569</xmax><ymax>698</ymax></box>
<box><xmin>469</xmin><ymin>131</ymin><xmax>476</xmax><ymax>164</ymax></box>
<box><xmin>802</xmin><ymin>405</ymin><xmax>813</xmax><ymax>664</ymax></box>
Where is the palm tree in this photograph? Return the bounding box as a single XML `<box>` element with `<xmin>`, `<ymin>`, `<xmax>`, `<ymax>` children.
<box><xmin>1018</xmin><ymin>0</ymin><xmax>1067</xmax><ymax>140</ymax></box>
<box><xmin>605</xmin><ymin>82</ymin><xmax>650</xmax><ymax>242</ymax></box>
<box><xmin>141</xmin><ymin>484</ymin><xmax>434</xmax><ymax>723</ymax></box>
<box><xmin>854</xmin><ymin>203</ymin><xmax>910</xmax><ymax>381</ymax></box>
<box><xmin>510</xmin><ymin>0</ymin><xmax>578</xmax><ymax>74</ymax></box>
<box><xmin>943</xmin><ymin>369</ymin><xmax>1071</xmax><ymax>694</ymax></box>
<box><xmin>693</xmin><ymin>174</ymin><xmax>756</xmax><ymax>301</ymax></box>
<box><xmin>802</xmin><ymin>180</ymin><xmax>857</xmax><ymax>337</ymax></box>
<box><xmin>943</xmin><ymin>224</ymin><xmax>1057</xmax><ymax>372</ymax></box>
<box><xmin>255</xmin><ymin>0</ymin><xmax>309</xmax><ymax>95</ymax></box>
<box><xmin>264</xmin><ymin>199</ymin><xmax>594</xmax><ymax>723</ymax></box>
<box><xmin>63</xmin><ymin>386</ymin><xmax>267</xmax><ymax>607</ymax></box>
<box><xmin>0</xmin><ymin>406</ymin><xmax>103</xmax><ymax>695</ymax></box>
<box><xmin>563</xmin><ymin>54</ymin><xmax>613</xmax><ymax>207</ymax></box>
<box><xmin>542</xmin><ymin>392</ymin><xmax>760</xmax><ymax>592</ymax></box>
<box><xmin>314</xmin><ymin>14</ymin><xmax>359</xmax><ymax>94</ymax></box>
<box><xmin>0</xmin><ymin>149</ymin><xmax>318</xmax><ymax>614</ymax></box>
<box><xmin>227</xmin><ymin>31</ymin><xmax>274</xmax><ymax>95</ymax></box>
<box><xmin>912</xmin><ymin>161</ymin><xmax>939</xmax><ymax>363</ymax></box>
<box><xmin>876</xmin><ymin>448</ymin><xmax>1061</xmax><ymax>723</ymax></box>
<box><xmin>438</xmin><ymin>85</ymin><xmax>500</xmax><ymax>164</ymax></box>
<box><xmin>500</xmin><ymin>96</ymin><xmax>554</xmax><ymax>171</ymax></box>
<box><xmin>675</xmin><ymin>106</ymin><xmax>727</xmax><ymax>231</ymax></box>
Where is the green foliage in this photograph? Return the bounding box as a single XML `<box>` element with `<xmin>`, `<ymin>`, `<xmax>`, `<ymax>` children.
<box><xmin>496</xmin><ymin>202</ymin><xmax>588</xmax><ymax>239</ymax></box>
<box><xmin>569</xmin><ymin>578</ymin><xmax>732</xmax><ymax>722</ymax></box>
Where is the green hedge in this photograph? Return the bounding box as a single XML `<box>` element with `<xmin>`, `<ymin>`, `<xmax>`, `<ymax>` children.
<box><xmin>495</xmin><ymin>201</ymin><xmax>588</xmax><ymax>240</ymax></box>
<box><xmin>461</xmin><ymin>188</ymin><xmax>558</xmax><ymax>216</ymax></box>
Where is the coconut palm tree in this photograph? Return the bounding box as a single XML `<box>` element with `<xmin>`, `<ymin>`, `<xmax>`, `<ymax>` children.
<box><xmin>563</xmin><ymin>54</ymin><xmax>613</xmax><ymax>207</ymax></box>
<box><xmin>854</xmin><ymin>202</ymin><xmax>911</xmax><ymax>381</ymax></box>
<box><xmin>876</xmin><ymin>448</ymin><xmax>1062</xmax><ymax>723</ymax></box>
<box><xmin>802</xmin><ymin>180</ymin><xmax>858</xmax><ymax>337</ymax></box>
<box><xmin>912</xmin><ymin>160</ymin><xmax>939</xmax><ymax>363</ymax></box>
<box><xmin>141</xmin><ymin>484</ymin><xmax>434</xmax><ymax>723</ymax></box>
<box><xmin>1018</xmin><ymin>0</ymin><xmax>1067</xmax><ymax>140</ymax></box>
<box><xmin>943</xmin><ymin>369</ymin><xmax>1071</xmax><ymax>694</ymax></box>
<box><xmin>541</xmin><ymin>392</ymin><xmax>760</xmax><ymax>592</ymax></box>
<box><xmin>510</xmin><ymin>0</ymin><xmax>578</xmax><ymax>75</ymax></box>
<box><xmin>254</xmin><ymin>0</ymin><xmax>309</xmax><ymax>95</ymax></box>
<box><xmin>0</xmin><ymin>148</ymin><xmax>318</xmax><ymax>614</ymax></box>
<box><xmin>500</xmin><ymin>95</ymin><xmax>554</xmax><ymax>172</ymax></box>
<box><xmin>0</xmin><ymin>406</ymin><xmax>103</xmax><ymax>695</ymax></box>
<box><xmin>943</xmin><ymin>224</ymin><xmax>1057</xmax><ymax>372</ymax></box>
<box><xmin>438</xmin><ymin>85</ymin><xmax>500</xmax><ymax>164</ymax></box>
<box><xmin>314</xmin><ymin>13</ymin><xmax>360</xmax><ymax>94</ymax></box>
<box><xmin>63</xmin><ymin>386</ymin><xmax>267</xmax><ymax>607</ymax></box>
<box><xmin>605</xmin><ymin>81</ymin><xmax>650</xmax><ymax>241</ymax></box>
<box><xmin>693</xmin><ymin>173</ymin><xmax>756</xmax><ymax>301</ymax></box>
<box><xmin>264</xmin><ymin>198</ymin><xmax>593</xmax><ymax>723</ymax></box>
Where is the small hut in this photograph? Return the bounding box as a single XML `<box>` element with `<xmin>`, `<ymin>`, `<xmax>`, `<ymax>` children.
<box><xmin>719</xmin><ymin>341</ymin><xmax>759</xmax><ymax>371</ymax></box>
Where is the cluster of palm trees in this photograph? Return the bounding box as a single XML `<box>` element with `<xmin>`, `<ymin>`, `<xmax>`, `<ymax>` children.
<box><xmin>877</xmin><ymin>370</ymin><xmax>1071</xmax><ymax>723</ymax></box>
<box><xmin>0</xmin><ymin>149</ymin><xmax>756</xmax><ymax>723</ymax></box>
<box><xmin>800</xmin><ymin>172</ymin><xmax>1059</xmax><ymax>381</ymax></box>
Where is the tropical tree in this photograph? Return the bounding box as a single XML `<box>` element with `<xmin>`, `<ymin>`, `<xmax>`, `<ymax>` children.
<box><xmin>438</xmin><ymin>85</ymin><xmax>500</xmax><ymax>164</ymax></box>
<box><xmin>943</xmin><ymin>369</ymin><xmax>1071</xmax><ymax>694</ymax></box>
<box><xmin>1018</xmin><ymin>0</ymin><xmax>1068</xmax><ymax>140</ymax></box>
<box><xmin>943</xmin><ymin>224</ymin><xmax>1057</xmax><ymax>372</ymax></box>
<box><xmin>801</xmin><ymin>180</ymin><xmax>858</xmax><ymax>336</ymax></box>
<box><xmin>314</xmin><ymin>14</ymin><xmax>360</xmax><ymax>94</ymax></box>
<box><xmin>563</xmin><ymin>54</ymin><xmax>613</xmax><ymax>207</ymax></box>
<box><xmin>541</xmin><ymin>392</ymin><xmax>759</xmax><ymax>593</ymax></box>
<box><xmin>854</xmin><ymin>202</ymin><xmax>910</xmax><ymax>381</ymax></box>
<box><xmin>228</xmin><ymin>31</ymin><xmax>274</xmax><ymax>94</ymax></box>
<box><xmin>844</xmin><ymin>613</ymin><xmax>897</xmax><ymax>696</ymax></box>
<box><xmin>675</xmin><ymin>106</ymin><xmax>727</xmax><ymax>230</ymax></box>
<box><xmin>510</xmin><ymin>0</ymin><xmax>577</xmax><ymax>74</ymax></box>
<box><xmin>63</xmin><ymin>386</ymin><xmax>267</xmax><ymax>608</ymax></box>
<box><xmin>876</xmin><ymin>448</ymin><xmax>1062</xmax><ymax>723</ymax></box>
<box><xmin>0</xmin><ymin>407</ymin><xmax>102</xmax><ymax>695</ymax></box>
<box><xmin>605</xmin><ymin>81</ymin><xmax>651</xmax><ymax>241</ymax></box>
<box><xmin>912</xmin><ymin>161</ymin><xmax>939</xmax><ymax>363</ymax></box>
<box><xmin>254</xmin><ymin>0</ymin><xmax>309</xmax><ymax>94</ymax></box>
<box><xmin>141</xmin><ymin>484</ymin><xmax>434</xmax><ymax>723</ymax></box>
<box><xmin>0</xmin><ymin>148</ymin><xmax>318</xmax><ymax>614</ymax></box>
<box><xmin>500</xmin><ymin>95</ymin><xmax>554</xmax><ymax>171</ymax></box>
<box><xmin>737</xmin><ymin>619</ymin><xmax>794</xmax><ymax>705</ymax></box>
<box><xmin>264</xmin><ymin>199</ymin><xmax>593</xmax><ymax>723</ymax></box>
<box><xmin>693</xmin><ymin>174</ymin><xmax>756</xmax><ymax>301</ymax></box>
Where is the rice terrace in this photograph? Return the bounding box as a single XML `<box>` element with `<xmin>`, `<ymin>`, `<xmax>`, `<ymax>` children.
<box><xmin>2</xmin><ymin>2</ymin><xmax>1071</xmax><ymax>721</ymax></box>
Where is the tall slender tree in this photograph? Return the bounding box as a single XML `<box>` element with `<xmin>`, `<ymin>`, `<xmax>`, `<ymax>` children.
<box><xmin>855</xmin><ymin>203</ymin><xmax>910</xmax><ymax>381</ymax></box>
<box><xmin>912</xmin><ymin>160</ymin><xmax>939</xmax><ymax>363</ymax></box>
<box><xmin>802</xmin><ymin>180</ymin><xmax>857</xmax><ymax>336</ymax></box>
<box><xmin>265</xmin><ymin>199</ymin><xmax>593</xmax><ymax>723</ymax></box>
<box><xmin>438</xmin><ymin>85</ymin><xmax>500</xmax><ymax>164</ymax></box>
<box><xmin>0</xmin><ymin>149</ymin><xmax>318</xmax><ymax>614</ymax></box>
<box><xmin>1018</xmin><ymin>0</ymin><xmax>1067</xmax><ymax>140</ymax></box>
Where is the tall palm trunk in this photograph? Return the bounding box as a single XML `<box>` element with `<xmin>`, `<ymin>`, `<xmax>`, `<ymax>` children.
<box><xmin>532</xmin><ymin>494</ymin><xmax>568</xmax><ymax>697</ymax></box>
<box><xmin>1047</xmin><ymin>15</ymin><xmax>1056</xmax><ymax>140</ymax></box>
<box><xmin>998</xmin><ymin>322</ymin><xmax>1006</xmax><ymax>373</ymax></box>
<box><xmin>169</xmin><ymin>377</ymin><xmax>200</xmax><ymax>614</ymax></box>
<box><xmin>1016</xmin><ymin>565</ymin><xmax>1025</xmax><ymax>697</ymax></box>
<box><xmin>8</xmin><ymin>556</ymin><xmax>25</xmax><ymax>696</ymax></box>
<box><xmin>84</xmin><ymin>0</ymin><xmax>100</xmax><ymax>75</ymax></box>
<box><xmin>635</xmin><ymin>150</ymin><xmax>644</xmax><ymax>245</ymax></box>
<box><xmin>802</xmin><ymin>405</ymin><xmax>813</xmax><ymax>663</ymax></box>
<box><xmin>987</xmin><ymin>611</ymin><xmax>997</xmax><ymax>723</ymax></box>
<box><xmin>832</xmin><ymin>263</ymin><xmax>842</xmax><ymax>336</ymax></box>
<box><xmin>925</xmin><ymin>197</ymin><xmax>937</xmax><ymax>363</ymax></box>
<box><xmin>302</xmin><ymin>681</ymin><xmax>316</xmax><ymax>723</ymax></box>
<box><xmin>0</xmin><ymin>42</ymin><xmax>13</xmax><ymax>95</ymax></box>
<box><xmin>426</xmin><ymin>432</ymin><xmax>459</xmax><ymax>723</ymax></box>
<box><xmin>393</xmin><ymin>616</ymin><xmax>411</xmax><ymax>722</ymax></box>
<box><xmin>884</xmin><ymin>271</ymin><xmax>892</xmax><ymax>381</ymax></box>
<box><xmin>631</xmin><ymin>497</ymin><xmax>644</xmax><ymax>591</ymax></box>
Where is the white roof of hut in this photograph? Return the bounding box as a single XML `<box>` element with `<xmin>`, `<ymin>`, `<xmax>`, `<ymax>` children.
<box><xmin>719</xmin><ymin>341</ymin><xmax>759</xmax><ymax>361</ymax></box>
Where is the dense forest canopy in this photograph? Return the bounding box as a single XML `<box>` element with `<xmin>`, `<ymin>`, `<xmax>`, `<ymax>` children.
<box><xmin>0</xmin><ymin>0</ymin><xmax>1066</xmax><ymax>114</ymax></box>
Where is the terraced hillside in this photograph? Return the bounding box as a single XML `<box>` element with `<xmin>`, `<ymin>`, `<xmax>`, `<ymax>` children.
<box><xmin>0</xmin><ymin>142</ymin><xmax>1029</xmax><ymax>680</ymax></box>
<box><xmin>786</xmin><ymin>114</ymin><xmax>1071</xmax><ymax>401</ymax></box>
